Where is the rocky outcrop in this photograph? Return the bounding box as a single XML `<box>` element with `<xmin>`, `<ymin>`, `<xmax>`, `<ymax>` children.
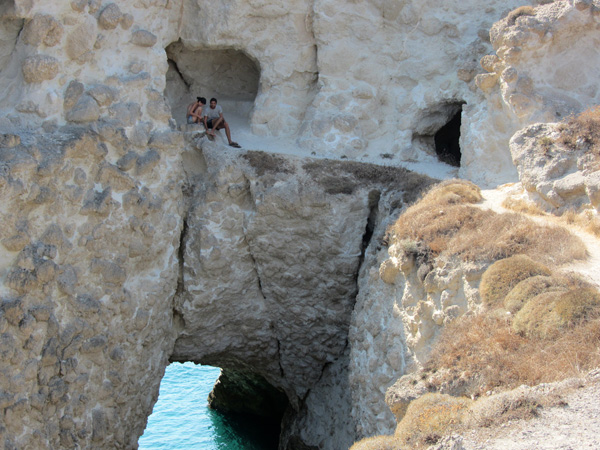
<box><xmin>510</xmin><ymin>122</ymin><xmax>600</xmax><ymax>212</ymax></box>
<box><xmin>0</xmin><ymin>127</ymin><xmax>184</xmax><ymax>448</ymax></box>
<box><xmin>465</xmin><ymin>0</ymin><xmax>600</xmax><ymax>185</ymax></box>
<box><xmin>171</xmin><ymin>140</ymin><xmax>435</xmax><ymax>448</ymax></box>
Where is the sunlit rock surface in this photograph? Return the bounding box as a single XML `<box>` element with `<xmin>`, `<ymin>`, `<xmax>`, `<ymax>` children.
<box><xmin>2</xmin><ymin>0</ymin><xmax>600</xmax><ymax>448</ymax></box>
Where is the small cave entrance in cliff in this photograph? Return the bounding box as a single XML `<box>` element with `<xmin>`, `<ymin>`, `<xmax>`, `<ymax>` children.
<box><xmin>413</xmin><ymin>102</ymin><xmax>464</xmax><ymax>167</ymax></box>
<box><xmin>140</xmin><ymin>363</ymin><xmax>285</xmax><ymax>449</ymax></box>
<box><xmin>164</xmin><ymin>40</ymin><xmax>260</xmax><ymax>128</ymax></box>
<box><xmin>434</xmin><ymin>107</ymin><xmax>462</xmax><ymax>167</ymax></box>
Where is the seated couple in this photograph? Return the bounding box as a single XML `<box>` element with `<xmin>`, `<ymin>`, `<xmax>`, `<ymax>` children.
<box><xmin>187</xmin><ymin>97</ymin><xmax>241</xmax><ymax>148</ymax></box>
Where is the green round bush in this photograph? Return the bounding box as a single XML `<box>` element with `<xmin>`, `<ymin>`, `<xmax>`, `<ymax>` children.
<box><xmin>503</xmin><ymin>275</ymin><xmax>567</xmax><ymax>314</ymax></box>
<box><xmin>513</xmin><ymin>287</ymin><xmax>600</xmax><ymax>339</ymax></box>
<box><xmin>480</xmin><ymin>255</ymin><xmax>551</xmax><ymax>308</ymax></box>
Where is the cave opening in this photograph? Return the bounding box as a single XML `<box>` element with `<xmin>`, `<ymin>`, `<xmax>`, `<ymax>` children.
<box><xmin>434</xmin><ymin>106</ymin><xmax>463</xmax><ymax>167</ymax></box>
<box><xmin>411</xmin><ymin>102</ymin><xmax>464</xmax><ymax>167</ymax></box>
<box><xmin>164</xmin><ymin>41</ymin><xmax>260</xmax><ymax>128</ymax></box>
<box><xmin>139</xmin><ymin>362</ymin><xmax>285</xmax><ymax>449</ymax></box>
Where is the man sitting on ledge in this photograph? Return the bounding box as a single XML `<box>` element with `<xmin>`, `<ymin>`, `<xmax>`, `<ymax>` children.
<box><xmin>203</xmin><ymin>97</ymin><xmax>241</xmax><ymax>148</ymax></box>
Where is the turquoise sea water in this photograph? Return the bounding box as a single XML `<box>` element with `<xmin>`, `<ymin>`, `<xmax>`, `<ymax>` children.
<box><xmin>139</xmin><ymin>362</ymin><xmax>278</xmax><ymax>450</ymax></box>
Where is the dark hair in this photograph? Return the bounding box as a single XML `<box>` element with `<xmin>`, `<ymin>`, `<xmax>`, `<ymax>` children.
<box><xmin>199</xmin><ymin>97</ymin><xmax>206</xmax><ymax>104</ymax></box>
<box><xmin>210</xmin><ymin>97</ymin><xmax>217</xmax><ymax>103</ymax></box>
<box><xmin>196</xmin><ymin>97</ymin><xmax>201</xmax><ymax>102</ymax></box>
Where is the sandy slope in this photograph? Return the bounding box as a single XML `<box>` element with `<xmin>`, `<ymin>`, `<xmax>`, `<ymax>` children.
<box><xmin>461</xmin><ymin>371</ymin><xmax>600</xmax><ymax>450</ymax></box>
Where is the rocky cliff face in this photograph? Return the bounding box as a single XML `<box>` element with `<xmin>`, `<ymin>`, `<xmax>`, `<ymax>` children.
<box><xmin>0</xmin><ymin>122</ymin><xmax>434</xmax><ymax>448</ymax></box>
<box><xmin>1</xmin><ymin>0</ymin><xmax>599</xmax><ymax>448</ymax></box>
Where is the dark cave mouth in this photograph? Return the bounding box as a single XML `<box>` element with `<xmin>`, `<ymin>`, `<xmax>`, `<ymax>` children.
<box><xmin>434</xmin><ymin>106</ymin><xmax>463</xmax><ymax>167</ymax></box>
<box><xmin>204</xmin><ymin>366</ymin><xmax>288</xmax><ymax>450</ymax></box>
<box><xmin>412</xmin><ymin>102</ymin><xmax>464</xmax><ymax>167</ymax></box>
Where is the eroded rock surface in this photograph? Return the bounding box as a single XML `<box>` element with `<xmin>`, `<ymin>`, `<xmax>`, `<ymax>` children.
<box><xmin>172</xmin><ymin>141</ymin><xmax>435</xmax><ymax>448</ymax></box>
<box><xmin>0</xmin><ymin>127</ymin><xmax>184</xmax><ymax>448</ymax></box>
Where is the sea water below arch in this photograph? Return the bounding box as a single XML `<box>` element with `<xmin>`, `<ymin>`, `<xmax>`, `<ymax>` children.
<box><xmin>139</xmin><ymin>362</ymin><xmax>278</xmax><ymax>450</ymax></box>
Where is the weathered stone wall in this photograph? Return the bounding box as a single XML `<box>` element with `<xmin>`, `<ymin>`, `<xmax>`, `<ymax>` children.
<box><xmin>0</xmin><ymin>0</ymin><xmax>554</xmax><ymax>186</ymax></box>
<box><xmin>0</xmin><ymin>126</ymin><xmax>184</xmax><ymax>448</ymax></box>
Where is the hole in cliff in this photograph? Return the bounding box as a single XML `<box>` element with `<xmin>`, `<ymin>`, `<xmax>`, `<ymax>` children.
<box><xmin>164</xmin><ymin>40</ymin><xmax>260</xmax><ymax>128</ymax></box>
<box><xmin>434</xmin><ymin>107</ymin><xmax>462</xmax><ymax>167</ymax></box>
<box><xmin>140</xmin><ymin>363</ymin><xmax>284</xmax><ymax>449</ymax></box>
<box><xmin>412</xmin><ymin>102</ymin><xmax>464</xmax><ymax>167</ymax></box>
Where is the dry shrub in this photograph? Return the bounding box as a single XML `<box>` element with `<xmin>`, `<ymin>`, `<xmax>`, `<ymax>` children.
<box><xmin>427</xmin><ymin>309</ymin><xmax>600</xmax><ymax>395</ymax></box>
<box><xmin>503</xmin><ymin>275</ymin><xmax>567</xmax><ymax>313</ymax></box>
<box><xmin>448</xmin><ymin>213</ymin><xmax>586</xmax><ymax>264</ymax></box>
<box><xmin>349</xmin><ymin>435</ymin><xmax>403</xmax><ymax>450</ymax></box>
<box><xmin>426</xmin><ymin>315</ymin><xmax>533</xmax><ymax>393</ymax></box>
<box><xmin>513</xmin><ymin>287</ymin><xmax>600</xmax><ymax>339</ymax></box>
<box><xmin>389</xmin><ymin>182</ymin><xmax>586</xmax><ymax>265</ymax></box>
<box><xmin>479</xmin><ymin>255</ymin><xmax>551</xmax><ymax>308</ymax></box>
<box><xmin>501</xmin><ymin>197</ymin><xmax>545</xmax><ymax>216</ymax></box>
<box><xmin>507</xmin><ymin>6</ymin><xmax>535</xmax><ymax>25</ymax></box>
<box><xmin>395</xmin><ymin>393</ymin><xmax>471</xmax><ymax>448</ymax></box>
<box><xmin>560</xmin><ymin>209</ymin><xmax>600</xmax><ymax>238</ymax></box>
<box><xmin>558</xmin><ymin>106</ymin><xmax>600</xmax><ymax>169</ymax></box>
<box><xmin>242</xmin><ymin>151</ymin><xmax>294</xmax><ymax>176</ymax></box>
<box><xmin>465</xmin><ymin>385</ymin><xmax>557</xmax><ymax>428</ymax></box>
<box><xmin>417</xmin><ymin>179</ymin><xmax>483</xmax><ymax>206</ymax></box>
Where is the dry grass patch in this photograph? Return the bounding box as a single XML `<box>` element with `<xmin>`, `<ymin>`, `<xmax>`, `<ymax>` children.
<box><xmin>560</xmin><ymin>209</ymin><xmax>600</xmax><ymax>238</ymax></box>
<box><xmin>507</xmin><ymin>6</ymin><xmax>535</xmax><ymax>25</ymax></box>
<box><xmin>349</xmin><ymin>435</ymin><xmax>403</xmax><ymax>450</ymax></box>
<box><xmin>416</xmin><ymin>179</ymin><xmax>483</xmax><ymax>205</ymax></box>
<box><xmin>388</xmin><ymin>181</ymin><xmax>586</xmax><ymax>265</ymax></box>
<box><xmin>302</xmin><ymin>159</ymin><xmax>435</xmax><ymax>199</ymax></box>
<box><xmin>242</xmin><ymin>151</ymin><xmax>295</xmax><ymax>176</ymax></box>
<box><xmin>465</xmin><ymin>385</ymin><xmax>563</xmax><ymax>429</ymax></box>
<box><xmin>501</xmin><ymin>196</ymin><xmax>546</xmax><ymax>215</ymax></box>
<box><xmin>395</xmin><ymin>393</ymin><xmax>471</xmax><ymax>448</ymax></box>
<box><xmin>479</xmin><ymin>255</ymin><xmax>551</xmax><ymax>308</ymax></box>
<box><xmin>426</xmin><ymin>313</ymin><xmax>600</xmax><ymax>395</ymax></box>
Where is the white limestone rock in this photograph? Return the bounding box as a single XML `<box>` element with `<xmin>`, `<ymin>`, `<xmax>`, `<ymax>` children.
<box><xmin>509</xmin><ymin>121</ymin><xmax>600</xmax><ymax>212</ymax></box>
<box><xmin>465</xmin><ymin>0</ymin><xmax>600</xmax><ymax>185</ymax></box>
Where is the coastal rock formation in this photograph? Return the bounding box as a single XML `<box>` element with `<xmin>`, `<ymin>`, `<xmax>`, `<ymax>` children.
<box><xmin>171</xmin><ymin>141</ymin><xmax>434</xmax><ymax>449</ymax></box>
<box><xmin>349</xmin><ymin>235</ymin><xmax>484</xmax><ymax>436</ymax></box>
<box><xmin>0</xmin><ymin>122</ymin><xmax>434</xmax><ymax>448</ymax></box>
<box><xmin>1</xmin><ymin>0</ymin><xmax>600</xmax><ymax>449</ymax></box>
